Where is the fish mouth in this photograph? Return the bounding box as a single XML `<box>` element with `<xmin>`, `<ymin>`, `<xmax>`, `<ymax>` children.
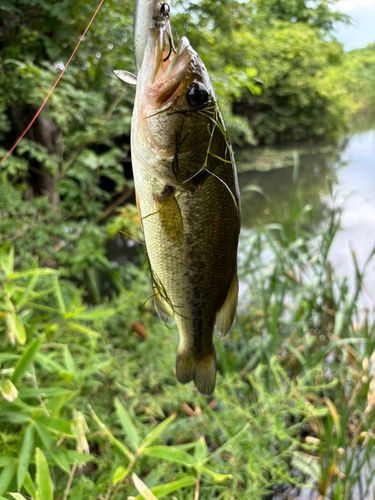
<box><xmin>147</xmin><ymin>36</ymin><xmax>192</xmax><ymax>107</ymax></box>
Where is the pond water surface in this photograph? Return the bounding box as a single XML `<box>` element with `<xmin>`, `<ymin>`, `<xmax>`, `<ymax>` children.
<box><xmin>238</xmin><ymin>113</ymin><xmax>375</xmax><ymax>311</ymax></box>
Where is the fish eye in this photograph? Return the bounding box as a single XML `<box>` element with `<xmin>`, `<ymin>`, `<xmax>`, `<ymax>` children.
<box><xmin>187</xmin><ymin>83</ymin><xmax>210</xmax><ymax>108</ymax></box>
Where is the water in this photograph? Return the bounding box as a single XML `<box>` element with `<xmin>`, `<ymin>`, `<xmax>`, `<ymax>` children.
<box><xmin>238</xmin><ymin>114</ymin><xmax>375</xmax><ymax>311</ymax></box>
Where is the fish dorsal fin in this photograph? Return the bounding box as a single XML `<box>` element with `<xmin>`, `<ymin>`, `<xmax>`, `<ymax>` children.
<box><xmin>113</xmin><ymin>70</ymin><xmax>137</xmax><ymax>85</ymax></box>
<box><xmin>215</xmin><ymin>269</ymin><xmax>238</xmax><ymax>339</ymax></box>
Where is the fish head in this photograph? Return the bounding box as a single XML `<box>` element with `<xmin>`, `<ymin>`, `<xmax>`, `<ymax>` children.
<box><xmin>134</xmin><ymin>28</ymin><xmax>227</xmax><ymax>188</ymax></box>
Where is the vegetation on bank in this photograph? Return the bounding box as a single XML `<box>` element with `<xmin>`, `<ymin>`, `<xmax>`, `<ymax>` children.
<box><xmin>1</xmin><ymin>196</ymin><xmax>375</xmax><ymax>499</ymax></box>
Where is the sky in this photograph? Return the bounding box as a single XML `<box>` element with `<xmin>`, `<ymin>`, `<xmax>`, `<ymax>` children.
<box><xmin>334</xmin><ymin>0</ymin><xmax>375</xmax><ymax>50</ymax></box>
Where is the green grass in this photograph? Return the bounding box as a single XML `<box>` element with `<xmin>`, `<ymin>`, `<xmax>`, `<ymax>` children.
<box><xmin>0</xmin><ymin>192</ymin><xmax>374</xmax><ymax>500</ymax></box>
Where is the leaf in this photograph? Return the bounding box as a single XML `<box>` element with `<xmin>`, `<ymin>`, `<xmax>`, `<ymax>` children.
<box><xmin>63</xmin><ymin>346</ymin><xmax>76</xmax><ymax>374</ymax></box>
<box><xmin>88</xmin><ymin>405</ymin><xmax>133</xmax><ymax>461</ymax></box>
<box><xmin>112</xmin><ymin>466</ymin><xmax>128</xmax><ymax>486</ymax></box>
<box><xmin>65</xmin><ymin>450</ymin><xmax>94</xmax><ymax>465</ymax></box>
<box><xmin>0</xmin><ymin>453</ymin><xmax>15</xmax><ymax>467</ymax></box>
<box><xmin>114</xmin><ymin>397</ymin><xmax>141</xmax><ymax>451</ymax></box>
<box><xmin>141</xmin><ymin>413</ymin><xmax>176</xmax><ymax>449</ymax></box>
<box><xmin>132</xmin><ymin>473</ymin><xmax>159</xmax><ymax>500</ymax></box>
<box><xmin>333</xmin><ymin>310</ymin><xmax>344</xmax><ymax>338</ymax></box>
<box><xmin>36</xmin><ymin>416</ymin><xmax>74</xmax><ymax>436</ymax></box>
<box><xmin>34</xmin><ymin>421</ymin><xmax>70</xmax><ymax>472</ymax></box>
<box><xmin>15</xmin><ymin>271</ymin><xmax>39</xmax><ymax>310</ymax></box>
<box><xmin>54</xmin><ymin>276</ymin><xmax>66</xmax><ymax>313</ymax></box>
<box><xmin>17</xmin><ymin>423</ymin><xmax>35</xmax><ymax>490</ymax></box>
<box><xmin>66</xmin><ymin>307</ymin><xmax>116</xmax><ymax>320</ymax></box>
<box><xmin>9</xmin><ymin>493</ymin><xmax>28</xmax><ymax>500</ymax></box>
<box><xmin>194</xmin><ymin>437</ymin><xmax>208</xmax><ymax>463</ymax></box>
<box><xmin>0</xmin><ymin>243</ymin><xmax>14</xmax><ymax>275</ymax></box>
<box><xmin>35</xmin><ymin>448</ymin><xmax>53</xmax><ymax>500</ymax></box>
<box><xmin>23</xmin><ymin>471</ymin><xmax>36</xmax><ymax>498</ymax></box>
<box><xmin>15</xmin><ymin>315</ymin><xmax>27</xmax><ymax>345</ymax></box>
<box><xmin>0</xmin><ymin>413</ymin><xmax>30</xmax><ymax>423</ymax></box>
<box><xmin>142</xmin><ymin>446</ymin><xmax>197</xmax><ymax>467</ymax></box>
<box><xmin>9</xmin><ymin>269</ymin><xmax>58</xmax><ymax>280</ymax></box>
<box><xmin>198</xmin><ymin>466</ymin><xmax>232</xmax><ymax>482</ymax></box>
<box><xmin>66</xmin><ymin>322</ymin><xmax>99</xmax><ymax>338</ymax></box>
<box><xmin>134</xmin><ymin>476</ymin><xmax>196</xmax><ymax>499</ymax></box>
<box><xmin>0</xmin><ymin>461</ymin><xmax>16</xmax><ymax>496</ymax></box>
<box><xmin>0</xmin><ymin>378</ymin><xmax>19</xmax><ymax>402</ymax></box>
<box><xmin>12</xmin><ymin>337</ymin><xmax>42</xmax><ymax>385</ymax></box>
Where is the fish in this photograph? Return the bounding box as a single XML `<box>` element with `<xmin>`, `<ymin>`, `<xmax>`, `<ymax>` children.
<box><xmin>115</xmin><ymin>0</ymin><xmax>240</xmax><ymax>395</ymax></box>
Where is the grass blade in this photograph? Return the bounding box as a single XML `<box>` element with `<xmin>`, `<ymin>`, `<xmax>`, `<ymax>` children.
<box><xmin>35</xmin><ymin>448</ymin><xmax>53</xmax><ymax>500</ymax></box>
<box><xmin>114</xmin><ymin>397</ymin><xmax>141</xmax><ymax>451</ymax></box>
<box><xmin>17</xmin><ymin>423</ymin><xmax>35</xmax><ymax>490</ymax></box>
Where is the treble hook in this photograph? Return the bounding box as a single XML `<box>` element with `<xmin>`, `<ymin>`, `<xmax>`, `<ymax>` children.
<box><xmin>160</xmin><ymin>3</ymin><xmax>176</xmax><ymax>62</ymax></box>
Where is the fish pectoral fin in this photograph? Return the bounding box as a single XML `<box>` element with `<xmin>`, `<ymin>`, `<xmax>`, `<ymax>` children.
<box><xmin>215</xmin><ymin>270</ymin><xmax>239</xmax><ymax>339</ymax></box>
<box><xmin>155</xmin><ymin>191</ymin><xmax>183</xmax><ymax>245</ymax></box>
<box><xmin>113</xmin><ymin>70</ymin><xmax>138</xmax><ymax>85</ymax></box>
<box><xmin>176</xmin><ymin>348</ymin><xmax>217</xmax><ymax>396</ymax></box>
<box><xmin>154</xmin><ymin>291</ymin><xmax>175</xmax><ymax>326</ymax></box>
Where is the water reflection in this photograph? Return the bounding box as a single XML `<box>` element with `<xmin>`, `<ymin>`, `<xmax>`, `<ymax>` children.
<box><xmin>238</xmin><ymin>146</ymin><xmax>343</xmax><ymax>229</ymax></box>
<box><xmin>238</xmin><ymin>111</ymin><xmax>375</xmax><ymax>310</ymax></box>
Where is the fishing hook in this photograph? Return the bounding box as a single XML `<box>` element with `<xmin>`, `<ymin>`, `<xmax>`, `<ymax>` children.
<box><xmin>160</xmin><ymin>3</ymin><xmax>176</xmax><ymax>62</ymax></box>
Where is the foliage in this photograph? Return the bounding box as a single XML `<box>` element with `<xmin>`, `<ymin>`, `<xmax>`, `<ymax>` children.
<box><xmin>1</xmin><ymin>190</ymin><xmax>375</xmax><ymax>498</ymax></box>
<box><xmin>341</xmin><ymin>43</ymin><xmax>375</xmax><ymax>112</ymax></box>
<box><xmin>231</xmin><ymin>21</ymin><xmax>350</xmax><ymax>144</ymax></box>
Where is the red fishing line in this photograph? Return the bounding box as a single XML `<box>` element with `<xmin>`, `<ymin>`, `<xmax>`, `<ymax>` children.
<box><xmin>0</xmin><ymin>0</ymin><xmax>105</xmax><ymax>167</ymax></box>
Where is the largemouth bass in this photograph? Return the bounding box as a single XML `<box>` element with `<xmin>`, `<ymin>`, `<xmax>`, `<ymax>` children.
<box><xmin>116</xmin><ymin>2</ymin><xmax>240</xmax><ymax>395</ymax></box>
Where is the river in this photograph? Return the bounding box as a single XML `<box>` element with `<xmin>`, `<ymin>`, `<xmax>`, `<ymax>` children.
<box><xmin>237</xmin><ymin>112</ymin><xmax>375</xmax><ymax>311</ymax></box>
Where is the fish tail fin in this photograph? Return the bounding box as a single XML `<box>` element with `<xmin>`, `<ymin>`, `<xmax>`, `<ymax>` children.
<box><xmin>176</xmin><ymin>348</ymin><xmax>217</xmax><ymax>396</ymax></box>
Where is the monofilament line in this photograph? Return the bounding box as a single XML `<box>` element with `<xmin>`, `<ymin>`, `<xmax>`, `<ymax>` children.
<box><xmin>0</xmin><ymin>0</ymin><xmax>105</xmax><ymax>167</ymax></box>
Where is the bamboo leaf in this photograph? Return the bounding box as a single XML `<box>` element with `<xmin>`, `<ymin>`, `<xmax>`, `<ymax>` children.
<box><xmin>133</xmin><ymin>476</ymin><xmax>196</xmax><ymax>499</ymax></box>
<box><xmin>15</xmin><ymin>315</ymin><xmax>27</xmax><ymax>345</ymax></box>
<box><xmin>132</xmin><ymin>473</ymin><xmax>159</xmax><ymax>500</ymax></box>
<box><xmin>114</xmin><ymin>397</ymin><xmax>141</xmax><ymax>451</ymax></box>
<box><xmin>23</xmin><ymin>471</ymin><xmax>36</xmax><ymax>498</ymax></box>
<box><xmin>66</xmin><ymin>322</ymin><xmax>99</xmax><ymax>338</ymax></box>
<box><xmin>65</xmin><ymin>450</ymin><xmax>94</xmax><ymax>465</ymax></box>
<box><xmin>9</xmin><ymin>493</ymin><xmax>28</xmax><ymax>500</ymax></box>
<box><xmin>112</xmin><ymin>466</ymin><xmax>128</xmax><ymax>485</ymax></box>
<box><xmin>35</xmin><ymin>416</ymin><xmax>74</xmax><ymax>436</ymax></box>
<box><xmin>15</xmin><ymin>272</ymin><xmax>39</xmax><ymax>310</ymax></box>
<box><xmin>12</xmin><ymin>337</ymin><xmax>42</xmax><ymax>385</ymax></box>
<box><xmin>67</xmin><ymin>307</ymin><xmax>116</xmax><ymax>320</ymax></box>
<box><xmin>198</xmin><ymin>466</ymin><xmax>232</xmax><ymax>482</ymax></box>
<box><xmin>141</xmin><ymin>413</ymin><xmax>176</xmax><ymax>449</ymax></box>
<box><xmin>54</xmin><ymin>276</ymin><xmax>66</xmax><ymax>313</ymax></box>
<box><xmin>0</xmin><ymin>461</ymin><xmax>16</xmax><ymax>496</ymax></box>
<box><xmin>88</xmin><ymin>405</ymin><xmax>133</xmax><ymax>461</ymax></box>
<box><xmin>35</xmin><ymin>448</ymin><xmax>53</xmax><ymax>500</ymax></box>
<box><xmin>0</xmin><ymin>453</ymin><xmax>15</xmax><ymax>467</ymax></box>
<box><xmin>17</xmin><ymin>423</ymin><xmax>35</xmax><ymax>490</ymax></box>
<box><xmin>63</xmin><ymin>346</ymin><xmax>76</xmax><ymax>374</ymax></box>
<box><xmin>142</xmin><ymin>446</ymin><xmax>197</xmax><ymax>467</ymax></box>
<box><xmin>194</xmin><ymin>437</ymin><xmax>208</xmax><ymax>463</ymax></box>
<box><xmin>34</xmin><ymin>421</ymin><xmax>70</xmax><ymax>472</ymax></box>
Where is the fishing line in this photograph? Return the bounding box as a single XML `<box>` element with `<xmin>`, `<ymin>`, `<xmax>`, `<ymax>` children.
<box><xmin>0</xmin><ymin>0</ymin><xmax>105</xmax><ymax>167</ymax></box>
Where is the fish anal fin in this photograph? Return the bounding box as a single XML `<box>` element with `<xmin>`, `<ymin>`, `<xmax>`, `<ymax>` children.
<box><xmin>154</xmin><ymin>290</ymin><xmax>175</xmax><ymax>326</ymax></box>
<box><xmin>176</xmin><ymin>348</ymin><xmax>217</xmax><ymax>396</ymax></box>
<box><xmin>113</xmin><ymin>70</ymin><xmax>137</xmax><ymax>85</ymax></box>
<box><xmin>215</xmin><ymin>270</ymin><xmax>238</xmax><ymax>339</ymax></box>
